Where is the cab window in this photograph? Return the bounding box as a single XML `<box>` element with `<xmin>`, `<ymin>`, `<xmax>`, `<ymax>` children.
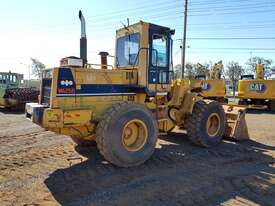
<box><xmin>2</xmin><ymin>75</ymin><xmax>6</xmax><ymax>84</ymax></box>
<box><xmin>13</xmin><ymin>75</ymin><xmax>17</xmax><ymax>83</ymax></box>
<box><xmin>116</xmin><ymin>33</ymin><xmax>140</xmax><ymax>67</ymax></box>
<box><xmin>152</xmin><ymin>34</ymin><xmax>168</xmax><ymax>67</ymax></box>
<box><xmin>241</xmin><ymin>75</ymin><xmax>254</xmax><ymax>80</ymax></box>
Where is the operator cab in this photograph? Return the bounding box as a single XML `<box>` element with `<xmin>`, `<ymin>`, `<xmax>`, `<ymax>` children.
<box><xmin>241</xmin><ymin>75</ymin><xmax>254</xmax><ymax>80</ymax></box>
<box><xmin>0</xmin><ymin>72</ymin><xmax>22</xmax><ymax>88</ymax></box>
<box><xmin>195</xmin><ymin>75</ymin><xmax>206</xmax><ymax>80</ymax></box>
<box><xmin>115</xmin><ymin>21</ymin><xmax>175</xmax><ymax>91</ymax></box>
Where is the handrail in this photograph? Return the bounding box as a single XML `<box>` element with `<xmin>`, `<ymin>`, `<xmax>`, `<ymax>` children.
<box><xmin>85</xmin><ymin>64</ymin><xmax>114</xmax><ymax>70</ymax></box>
<box><xmin>132</xmin><ymin>47</ymin><xmax>159</xmax><ymax>68</ymax></box>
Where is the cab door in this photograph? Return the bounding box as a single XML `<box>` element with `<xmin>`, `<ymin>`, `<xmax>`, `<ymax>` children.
<box><xmin>148</xmin><ymin>26</ymin><xmax>171</xmax><ymax>91</ymax></box>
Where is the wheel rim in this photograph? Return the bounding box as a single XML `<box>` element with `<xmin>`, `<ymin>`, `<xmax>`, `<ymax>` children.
<box><xmin>122</xmin><ymin>119</ymin><xmax>148</xmax><ymax>152</ymax></box>
<box><xmin>206</xmin><ymin>113</ymin><xmax>221</xmax><ymax>137</ymax></box>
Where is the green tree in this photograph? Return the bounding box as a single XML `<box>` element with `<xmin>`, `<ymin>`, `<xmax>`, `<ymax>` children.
<box><xmin>185</xmin><ymin>62</ymin><xmax>196</xmax><ymax>79</ymax></box>
<box><xmin>30</xmin><ymin>58</ymin><xmax>46</xmax><ymax>79</ymax></box>
<box><xmin>173</xmin><ymin>63</ymin><xmax>196</xmax><ymax>79</ymax></box>
<box><xmin>226</xmin><ymin>61</ymin><xmax>244</xmax><ymax>97</ymax></box>
<box><xmin>246</xmin><ymin>56</ymin><xmax>275</xmax><ymax>79</ymax></box>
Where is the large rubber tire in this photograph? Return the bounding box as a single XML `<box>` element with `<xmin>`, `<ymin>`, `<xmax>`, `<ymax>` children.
<box><xmin>186</xmin><ymin>100</ymin><xmax>226</xmax><ymax>147</ymax></box>
<box><xmin>96</xmin><ymin>102</ymin><xmax>158</xmax><ymax>167</ymax></box>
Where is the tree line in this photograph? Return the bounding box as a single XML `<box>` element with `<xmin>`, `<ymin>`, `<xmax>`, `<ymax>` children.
<box><xmin>174</xmin><ymin>56</ymin><xmax>275</xmax><ymax>81</ymax></box>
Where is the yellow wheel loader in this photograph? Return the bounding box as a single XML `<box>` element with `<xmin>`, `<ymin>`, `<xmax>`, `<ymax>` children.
<box><xmin>191</xmin><ymin>62</ymin><xmax>227</xmax><ymax>103</ymax></box>
<box><xmin>26</xmin><ymin>11</ymin><xmax>248</xmax><ymax>167</ymax></box>
<box><xmin>238</xmin><ymin>64</ymin><xmax>275</xmax><ymax>111</ymax></box>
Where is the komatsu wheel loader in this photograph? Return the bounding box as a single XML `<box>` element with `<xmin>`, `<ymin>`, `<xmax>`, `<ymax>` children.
<box><xmin>238</xmin><ymin>64</ymin><xmax>275</xmax><ymax>111</ymax></box>
<box><xmin>26</xmin><ymin>11</ymin><xmax>248</xmax><ymax>167</ymax></box>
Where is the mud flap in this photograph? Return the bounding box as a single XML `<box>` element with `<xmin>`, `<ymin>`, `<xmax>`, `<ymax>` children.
<box><xmin>223</xmin><ymin>105</ymin><xmax>249</xmax><ymax>141</ymax></box>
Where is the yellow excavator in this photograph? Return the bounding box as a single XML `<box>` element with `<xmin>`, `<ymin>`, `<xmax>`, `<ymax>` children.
<box><xmin>238</xmin><ymin>64</ymin><xmax>275</xmax><ymax>111</ymax></box>
<box><xmin>26</xmin><ymin>11</ymin><xmax>248</xmax><ymax>167</ymax></box>
<box><xmin>191</xmin><ymin>62</ymin><xmax>226</xmax><ymax>102</ymax></box>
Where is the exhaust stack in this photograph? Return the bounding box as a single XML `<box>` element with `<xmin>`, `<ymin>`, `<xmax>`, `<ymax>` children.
<box><xmin>79</xmin><ymin>10</ymin><xmax>87</xmax><ymax>64</ymax></box>
<box><xmin>99</xmin><ymin>51</ymin><xmax>109</xmax><ymax>69</ymax></box>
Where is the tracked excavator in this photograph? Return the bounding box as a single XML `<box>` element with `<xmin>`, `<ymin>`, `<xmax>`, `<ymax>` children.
<box><xmin>238</xmin><ymin>64</ymin><xmax>275</xmax><ymax>111</ymax></box>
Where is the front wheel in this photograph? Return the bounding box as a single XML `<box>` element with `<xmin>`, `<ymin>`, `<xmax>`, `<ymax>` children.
<box><xmin>96</xmin><ymin>102</ymin><xmax>158</xmax><ymax>167</ymax></box>
<box><xmin>186</xmin><ymin>100</ymin><xmax>226</xmax><ymax>147</ymax></box>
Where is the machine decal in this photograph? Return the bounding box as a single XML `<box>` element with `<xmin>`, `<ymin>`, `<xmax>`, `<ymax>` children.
<box><xmin>56</xmin><ymin>68</ymin><xmax>141</xmax><ymax>97</ymax></box>
<box><xmin>56</xmin><ymin>92</ymin><xmax>136</xmax><ymax>97</ymax></box>
<box><xmin>249</xmin><ymin>83</ymin><xmax>266</xmax><ymax>93</ymax></box>
<box><xmin>56</xmin><ymin>83</ymin><xmax>139</xmax><ymax>97</ymax></box>
<box><xmin>60</xmin><ymin>80</ymin><xmax>73</xmax><ymax>86</ymax></box>
<box><xmin>57</xmin><ymin>68</ymin><xmax>76</xmax><ymax>94</ymax></box>
<box><xmin>202</xmin><ymin>82</ymin><xmax>211</xmax><ymax>90</ymax></box>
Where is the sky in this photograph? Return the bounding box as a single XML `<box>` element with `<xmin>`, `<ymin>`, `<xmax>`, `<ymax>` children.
<box><xmin>0</xmin><ymin>0</ymin><xmax>275</xmax><ymax>79</ymax></box>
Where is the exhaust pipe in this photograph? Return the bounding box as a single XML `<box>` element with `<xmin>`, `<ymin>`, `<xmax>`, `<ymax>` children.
<box><xmin>79</xmin><ymin>10</ymin><xmax>87</xmax><ymax>64</ymax></box>
<box><xmin>99</xmin><ymin>51</ymin><xmax>109</xmax><ymax>69</ymax></box>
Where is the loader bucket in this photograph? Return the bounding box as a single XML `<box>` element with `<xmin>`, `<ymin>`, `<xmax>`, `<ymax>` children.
<box><xmin>223</xmin><ymin>105</ymin><xmax>249</xmax><ymax>141</ymax></box>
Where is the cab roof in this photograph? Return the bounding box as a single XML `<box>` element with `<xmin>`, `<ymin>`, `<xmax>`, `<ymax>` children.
<box><xmin>116</xmin><ymin>21</ymin><xmax>175</xmax><ymax>35</ymax></box>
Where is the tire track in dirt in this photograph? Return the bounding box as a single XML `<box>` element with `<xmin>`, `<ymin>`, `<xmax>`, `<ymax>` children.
<box><xmin>0</xmin><ymin>110</ymin><xmax>274</xmax><ymax>206</ymax></box>
<box><xmin>39</xmin><ymin>141</ymin><xmax>274</xmax><ymax>206</ymax></box>
<box><xmin>0</xmin><ymin>131</ymin><xmax>72</xmax><ymax>156</ymax></box>
<box><xmin>0</xmin><ymin>143</ymin><xmax>74</xmax><ymax>171</ymax></box>
<box><xmin>1</xmin><ymin>140</ymin><xmax>274</xmax><ymax>206</ymax></box>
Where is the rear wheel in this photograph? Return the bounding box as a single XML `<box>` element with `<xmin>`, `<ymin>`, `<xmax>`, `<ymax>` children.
<box><xmin>96</xmin><ymin>102</ymin><xmax>158</xmax><ymax>167</ymax></box>
<box><xmin>186</xmin><ymin>100</ymin><xmax>226</xmax><ymax>147</ymax></box>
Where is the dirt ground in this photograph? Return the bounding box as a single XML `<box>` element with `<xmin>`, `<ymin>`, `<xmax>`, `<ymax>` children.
<box><xmin>0</xmin><ymin>108</ymin><xmax>274</xmax><ymax>206</ymax></box>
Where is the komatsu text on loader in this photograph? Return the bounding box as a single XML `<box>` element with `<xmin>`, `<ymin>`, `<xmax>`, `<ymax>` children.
<box><xmin>26</xmin><ymin>11</ymin><xmax>248</xmax><ymax>167</ymax></box>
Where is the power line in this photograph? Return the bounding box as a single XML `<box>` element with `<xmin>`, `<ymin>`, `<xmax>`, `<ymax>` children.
<box><xmin>30</xmin><ymin>0</ymin><xmax>272</xmax><ymax>31</ymax></box>
<box><xmin>187</xmin><ymin>19</ymin><xmax>275</xmax><ymax>26</ymax></box>
<box><xmin>189</xmin><ymin>48</ymin><xmax>275</xmax><ymax>51</ymax></box>
<box><xmin>189</xmin><ymin>2</ymin><xmax>275</xmax><ymax>12</ymax></box>
<box><xmin>85</xmin><ymin>0</ymin><xmax>182</xmax><ymax>20</ymax></box>
<box><xmin>174</xmin><ymin>24</ymin><xmax>275</xmax><ymax>32</ymax></box>
<box><xmin>187</xmin><ymin>37</ymin><xmax>275</xmax><ymax>40</ymax></box>
<box><xmin>187</xmin><ymin>51</ymin><xmax>275</xmax><ymax>54</ymax></box>
<box><xmin>20</xmin><ymin>1</ymin><xmax>274</xmax><ymax>34</ymax></box>
<box><xmin>189</xmin><ymin>0</ymin><xmax>261</xmax><ymax>6</ymax></box>
<box><xmin>189</xmin><ymin>8</ymin><xmax>275</xmax><ymax>16</ymax></box>
<box><xmin>24</xmin><ymin>0</ymin><xmax>183</xmax><ymax>30</ymax></box>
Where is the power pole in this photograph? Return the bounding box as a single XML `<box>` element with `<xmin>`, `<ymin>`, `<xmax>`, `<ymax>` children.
<box><xmin>182</xmin><ymin>0</ymin><xmax>188</xmax><ymax>78</ymax></box>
